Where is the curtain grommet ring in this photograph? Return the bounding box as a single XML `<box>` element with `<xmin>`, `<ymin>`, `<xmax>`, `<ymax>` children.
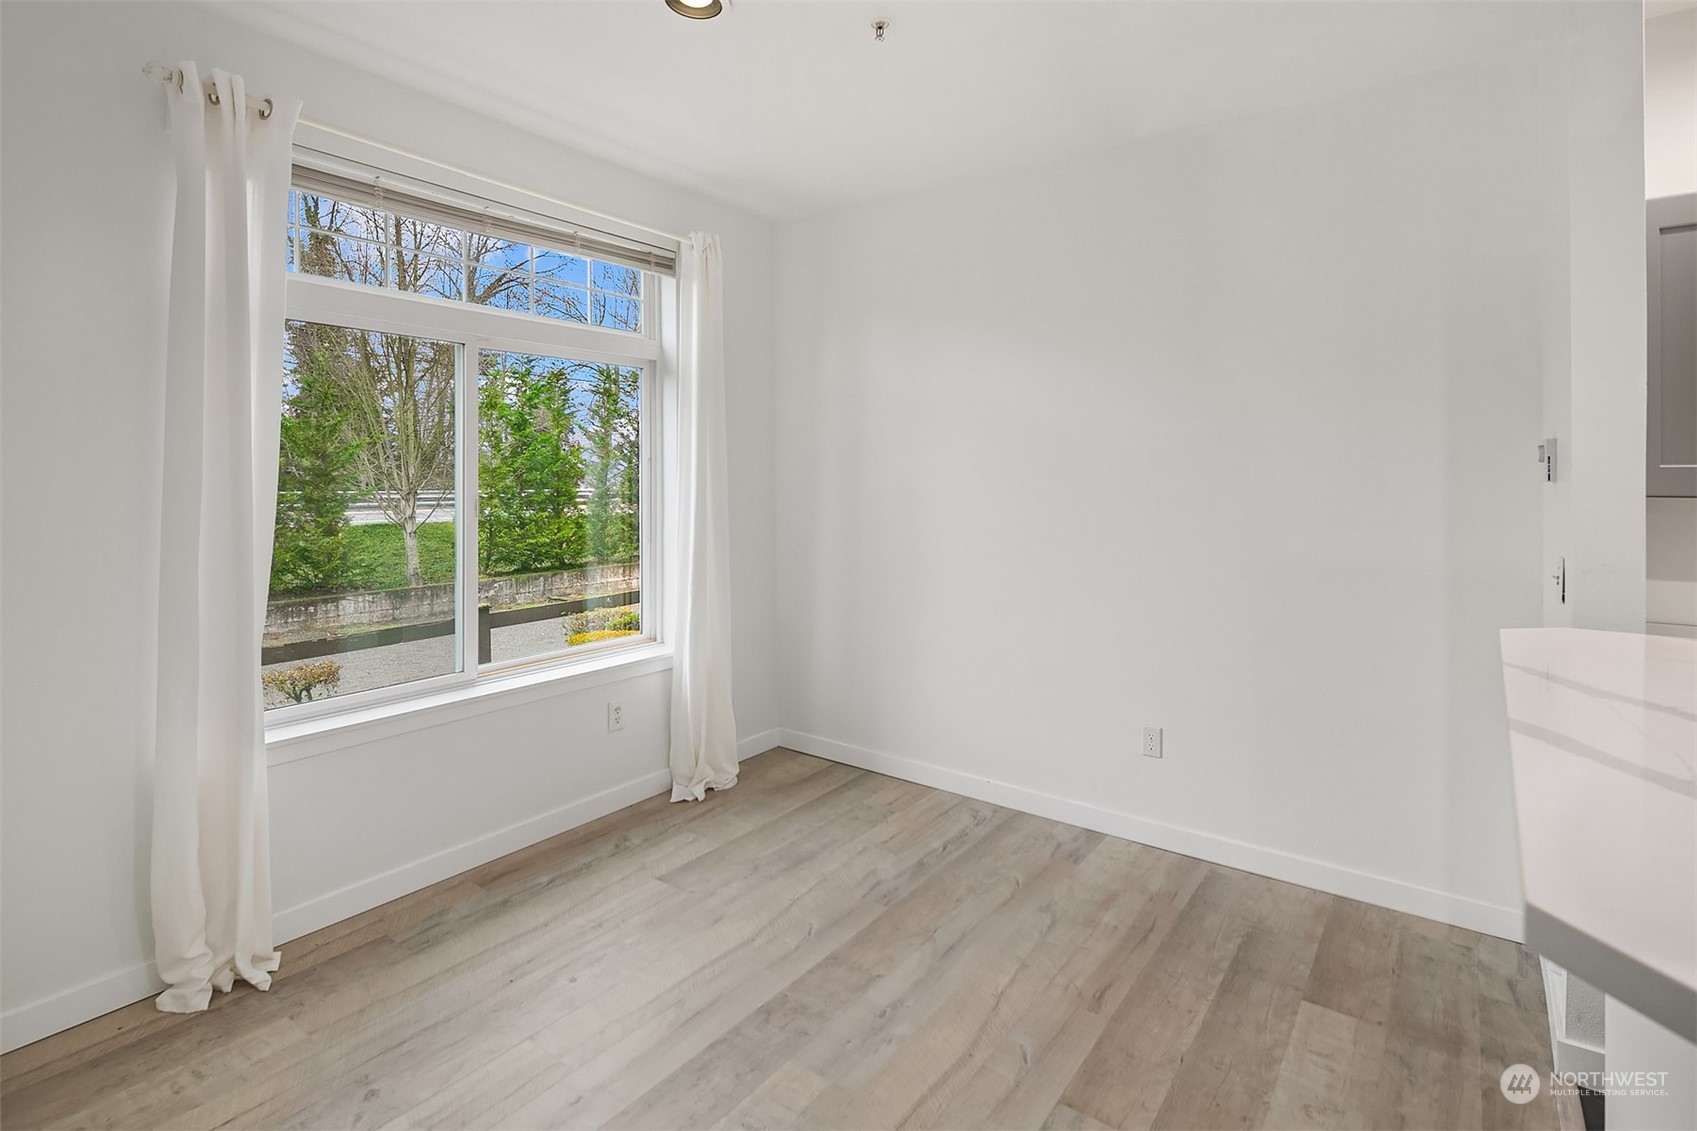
<box><xmin>259</xmin><ymin>98</ymin><xmax>274</xmax><ymax>120</ymax></box>
<box><xmin>207</xmin><ymin>87</ymin><xmax>221</xmax><ymax>107</ymax></box>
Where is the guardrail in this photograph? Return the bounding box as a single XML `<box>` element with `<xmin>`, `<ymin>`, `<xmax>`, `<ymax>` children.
<box><xmin>261</xmin><ymin>589</ymin><xmax>640</xmax><ymax>667</ymax></box>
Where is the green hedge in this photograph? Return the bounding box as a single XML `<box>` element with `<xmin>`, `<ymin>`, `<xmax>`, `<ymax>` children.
<box><xmin>336</xmin><ymin>523</ymin><xmax>458</xmax><ymax>592</ymax></box>
<box><xmin>272</xmin><ymin>521</ymin><xmax>640</xmax><ymax>598</ymax></box>
<box><xmin>270</xmin><ymin>523</ymin><xmax>456</xmax><ymax>596</ymax></box>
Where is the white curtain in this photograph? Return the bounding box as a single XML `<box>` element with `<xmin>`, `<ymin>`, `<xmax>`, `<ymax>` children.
<box><xmin>151</xmin><ymin>64</ymin><xmax>300</xmax><ymax>1013</ymax></box>
<box><xmin>670</xmin><ymin>233</ymin><xmax>740</xmax><ymax>801</ymax></box>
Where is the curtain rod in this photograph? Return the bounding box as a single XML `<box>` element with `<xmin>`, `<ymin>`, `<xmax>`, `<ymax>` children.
<box><xmin>141</xmin><ymin>62</ymin><xmax>690</xmax><ymax>248</ymax></box>
<box><xmin>144</xmin><ymin>62</ymin><xmax>276</xmax><ymax>120</ymax></box>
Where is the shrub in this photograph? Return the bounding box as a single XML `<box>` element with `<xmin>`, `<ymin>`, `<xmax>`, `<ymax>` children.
<box><xmin>262</xmin><ymin>660</ymin><xmax>342</xmax><ymax>705</ymax></box>
<box><xmin>567</xmin><ymin>628</ymin><xmax>641</xmax><ymax>647</ymax></box>
<box><xmin>562</xmin><ymin>604</ymin><xmax>640</xmax><ymax>640</ymax></box>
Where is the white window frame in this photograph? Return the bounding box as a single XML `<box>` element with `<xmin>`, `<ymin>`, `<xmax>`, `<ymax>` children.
<box><xmin>264</xmin><ymin>182</ymin><xmax>670</xmax><ymax>732</ymax></box>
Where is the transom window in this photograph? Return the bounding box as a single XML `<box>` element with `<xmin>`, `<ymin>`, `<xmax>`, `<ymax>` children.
<box><xmin>287</xmin><ymin>192</ymin><xmax>645</xmax><ymax>332</ymax></box>
<box><xmin>263</xmin><ymin>160</ymin><xmax>669</xmax><ymax>719</ymax></box>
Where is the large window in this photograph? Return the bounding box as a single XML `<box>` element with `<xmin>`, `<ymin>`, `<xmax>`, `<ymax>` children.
<box><xmin>263</xmin><ymin>168</ymin><xmax>664</xmax><ymax>716</ymax></box>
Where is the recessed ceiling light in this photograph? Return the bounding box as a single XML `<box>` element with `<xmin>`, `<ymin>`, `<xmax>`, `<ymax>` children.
<box><xmin>666</xmin><ymin>0</ymin><xmax>725</xmax><ymax>19</ymax></box>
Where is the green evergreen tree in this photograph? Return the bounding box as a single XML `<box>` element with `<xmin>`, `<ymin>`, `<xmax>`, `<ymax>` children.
<box><xmin>269</xmin><ymin>341</ymin><xmax>363</xmax><ymax>595</ymax></box>
<box><xmin>478</xmin><ymin>357</ymin><xmax>586</xmax><ymax>574</ymax></box>
<box><xmin>582</xmin><ymin>364</ymin><xmax>640</xmax><ymax>564</ymax></box>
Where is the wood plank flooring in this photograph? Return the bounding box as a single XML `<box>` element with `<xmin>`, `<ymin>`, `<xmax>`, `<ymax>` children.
<box><xmin>0</xmin><ymin>749</ymin><xmax>1559</xmax><ymax>1130</ymax></box>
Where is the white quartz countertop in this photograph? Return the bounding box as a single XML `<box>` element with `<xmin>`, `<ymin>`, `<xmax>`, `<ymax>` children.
<box><xmin>1500</xmin><ymin>628</ymin><xmax>1696</xmax><ymax>1043</ymax></box>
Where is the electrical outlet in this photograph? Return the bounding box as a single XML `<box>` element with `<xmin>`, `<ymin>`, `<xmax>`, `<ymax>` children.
<box><xmin>1142</xmin><ymin>726</ymin><xmax>1163</xmax><ymax>759</ymax></box>
<box><xmin>607</xmin><ymin>701</ymin><xmax>624</xmax><ymax>732</ymax></box>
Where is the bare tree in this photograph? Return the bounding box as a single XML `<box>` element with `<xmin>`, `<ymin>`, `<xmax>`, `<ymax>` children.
<box><xmin>297</xmin><ymin>200</ymin><xmax>480</xmax><ymax>588</ymax></box>
<box><xmin>345</xmin><ymin>330</ymin><xmax>456</xmax><ymax>588</ymax></box>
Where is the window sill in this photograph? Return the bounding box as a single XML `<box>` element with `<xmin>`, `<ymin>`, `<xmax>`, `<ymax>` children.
<box><xmin>265</xmin><ymin>644</ymin><xmax>673</xmax><ymax>767</ymax></box>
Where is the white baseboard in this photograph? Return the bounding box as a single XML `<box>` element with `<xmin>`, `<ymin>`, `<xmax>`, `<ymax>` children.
<box><xmin>5</xmin><ymin>724</ymin><xmax>1509</xmax><ymax>1054</ymax></box>
<box><xmin>2</xmin><ymin>729</ymin><xmax>784</xmax><ymax>1055</ymax></box>
<box><xmin>268</xmin><ymin>767</ymin><xmax>677</xmax><ymax>945</ymax></box>
<box><xmin>276</xmin><ymin>731</ymin><xmax>780</xmax><ymax>946</ymax></box>
<box><xmin>737</xmin><ymin>728</ymin><xmax>783</xmax><ymax>761</ymax></box>
<box><xmin>777</xmin><ymin>728</ymin><xmax>1525</xmax><ymax>942</ymax></box>
<box><xmin>0</xmin><ymin>960</ymin><xmax>165</xmax><ymax>1058</ymax></box>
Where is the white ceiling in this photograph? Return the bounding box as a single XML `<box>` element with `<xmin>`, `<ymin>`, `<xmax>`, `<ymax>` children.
<box><xmin>221</xmin><ymin>0</ymin><xmax>1568</xmax><ymax>220</ymax></box>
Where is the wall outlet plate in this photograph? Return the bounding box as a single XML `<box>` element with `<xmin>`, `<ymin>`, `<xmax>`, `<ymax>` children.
<box><xmin>1142</xmin><ymin>726</ymin><xmax>1162</xmax><ymax>758</ymax></box>
<box><xmin>608</xmin><ymin>702</ymin><xmax>624</xmax><ymax>732</ymax></box>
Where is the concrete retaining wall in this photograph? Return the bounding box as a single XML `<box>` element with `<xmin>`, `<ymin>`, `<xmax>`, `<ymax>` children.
<box><xmin>266</xmin><ymin>562</ymin><xmax>641</xmax><ymax>638</ymax></box>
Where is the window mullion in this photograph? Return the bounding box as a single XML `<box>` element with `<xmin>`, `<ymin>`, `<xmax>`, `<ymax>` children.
<box><xmin>458</xmin><ymin>335</ymin><xmax>480</xmax><ymax>679</ymax></box>
<box><xmin>285</xmin><ymin>275</ymin><xmax>659</xmax><ymax>363</ymax></box>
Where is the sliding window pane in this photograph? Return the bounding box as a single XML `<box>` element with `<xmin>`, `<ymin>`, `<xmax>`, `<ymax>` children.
<box><xmin>478</xmin><ymin>351</ymin><xmax>642</xmax><ymax>666</ymax></box>
<box><xmin>263</xmin><ymin>320</ymin><xmax>461</xmax><ymax>708</ymax></box>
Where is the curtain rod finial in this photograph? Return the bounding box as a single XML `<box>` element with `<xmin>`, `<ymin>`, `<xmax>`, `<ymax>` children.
<box><xmin>142</xmin><ymin>61</ymin><xmax>181</xmax><ymax>89</ymax></box>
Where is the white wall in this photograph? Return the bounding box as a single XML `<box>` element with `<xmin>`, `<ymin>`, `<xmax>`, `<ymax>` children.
<box><xmin>1606</xmin><ymin>995</ymin><xmax>1697</xmax><ymax>1131</ymax></box>
<box><xmin>0</xmin><ymin>0</ymin><xmax>779</xmax><ymax>1051</ymax></box>
<box><xmin>1646</xmin><ymin>7</ymin><xmax>1697</xmax><ymax>202</ymax></box>
<box><xmin>772</xmin><ymin>9</ymin><xmax>1643</xmax><ymax>938</ymax></box>
<box><xmin>1646</xmin><ymin>7</ymin><xmax>1697</xmax><ymax>635</ymax></box>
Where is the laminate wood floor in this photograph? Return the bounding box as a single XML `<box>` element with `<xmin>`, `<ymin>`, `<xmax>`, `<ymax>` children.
<box><xmin>1</xmin><ymin>749</ymin><xmax>1559</xmax><ymax>1131</ymax></box>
